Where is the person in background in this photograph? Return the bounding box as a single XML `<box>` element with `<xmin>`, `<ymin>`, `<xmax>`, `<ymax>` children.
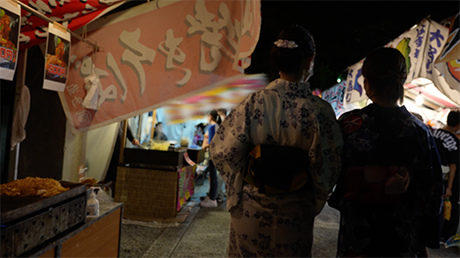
<box><xmin>126</xmin><ymin>124</ymin><xmax>140</xmax><ymax>146</ymax></box>
<box><xmin>217</xmin><ymin>108</ymin><xmax>228</xmax><ymax>122</ymax></box>
<box><xmin>210</xmin><ymin>25</ymin><xmax>343</xmax><ymax>257</ymax></box>
<box><xmin>153</xmin><ymin>122</ymin><xmax>168</xmax><ymax>141</ymax></box>
<box><xmin>432</xmin><ymin>110</ymin><xmax>460</xmax><ymax>243</ymax></box>
<box><xmin>200</xmin><ymin>110</ymin><xmax>222</xmax><ymax>208</ymax></box>
<box><xmin>192</xmin><ymin>123</ymin><xmax>205</xmax><ymax>147</ymax></box>
<box><xmin>215</xmin><ymin>108</ymin><xmax>228</xmax><ymax>202</ymax></box>
<box><xmin>329</xmin><ymin>48</ymin><xmax>443</xmax><ymax>257</ymax></box>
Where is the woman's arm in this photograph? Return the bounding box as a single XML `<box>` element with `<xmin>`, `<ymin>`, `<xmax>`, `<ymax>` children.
<box><xmin>443</xmin><ymin>163</ymin><xmax>457</xmax><ymax>199</ymax></box>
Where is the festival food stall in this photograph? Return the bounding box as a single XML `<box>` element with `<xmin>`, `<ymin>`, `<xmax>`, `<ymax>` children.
<box><xmin>1</xmin><ymin>0</ymin><xmax>262</xmax><ymax>256</ymax></box>
<box><xmin>1</xmin><ymin>1</ymin><xmax>126</xmax><ymax>257</ymax></box>
<box><xmin>116</xmin><ymin>75</ymin><xmax>267</xmax><ymax>220</ymax></box>
<box><xmin>62</xmin><ymin>0</ymin><xmax>260</xmax><ymax>221</ymax></box>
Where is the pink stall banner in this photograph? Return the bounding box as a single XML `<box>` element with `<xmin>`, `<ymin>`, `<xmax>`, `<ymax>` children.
<box><xmin>59</xmin><ymin>0</ymin><xmax>261</xmax><ymax>133</ymax></box>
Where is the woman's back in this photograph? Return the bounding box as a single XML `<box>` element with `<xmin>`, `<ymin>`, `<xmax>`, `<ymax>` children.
<box><xmin>331</xmin><ymin>47</ymin><xmax>443</xmax><ymax>257</ymax></box>
<box><xmin>212</xmin><ymin>78</ymin><xmax>342</xmax><ymax>257</ymax></box>
<box><xmin>339</xmin><ymin>104</ymin><xmax>431</xmax><ymax>167</ymax></box>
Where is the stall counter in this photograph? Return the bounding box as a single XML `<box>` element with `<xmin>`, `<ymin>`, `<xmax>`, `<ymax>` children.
<box><xmin>32</xmin><ymin>202</ymin><xmax>123</xmax><ymax>258</ymax></box>
<box><xmin>115</xmin><ymin>165</ymin><xmax>195</xmax><ymax>220</ymax></box>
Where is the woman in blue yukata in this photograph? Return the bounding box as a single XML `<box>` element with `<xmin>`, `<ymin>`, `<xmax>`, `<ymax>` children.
<box><xmin>210</xmin><ymin>25</ymin><xmax>343</xmax><ymax>257</ymax></box>
<box><xmin>329</xmin><ymin>47</ymin><xmax>443</xmax><ymax>257</ymax></box>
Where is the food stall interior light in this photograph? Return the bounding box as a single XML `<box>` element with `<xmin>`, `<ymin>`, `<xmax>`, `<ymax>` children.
<box><xmin>416</xmin><ymin>93</ymin><xmax>424</xmax><ymax>106</ymax></box>
<box><xmin>337</xmin><ymin>78</ymin><xmax>342</xmax><ymax>83</ymax></box>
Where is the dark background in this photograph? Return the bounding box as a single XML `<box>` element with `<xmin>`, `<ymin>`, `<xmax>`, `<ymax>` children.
<box><xmin>244</xmin><ymin>1</ymin><xmax>459</xmax><ymax>90</ymax></box>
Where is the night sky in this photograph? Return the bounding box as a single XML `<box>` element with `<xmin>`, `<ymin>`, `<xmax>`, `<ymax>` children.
<box><xmin>245</xmin><ymin>1</ymin><xmax>460</xmax><ymax>90</ymax></box>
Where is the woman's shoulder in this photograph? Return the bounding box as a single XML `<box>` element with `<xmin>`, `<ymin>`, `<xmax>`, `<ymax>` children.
<box><xmin>338</xmin><ymin>108</ymin><xmax>366</xmax><ymax>121</ymax></box>
<box><xmin>404</xmin><ymin>115</ymin><xmax>432</xmax><ymax>135</ymax></box>
<box><xmin>312</xmin><ymin>95</ymin><xmax>340</xmax><ymax>108</ymax></box>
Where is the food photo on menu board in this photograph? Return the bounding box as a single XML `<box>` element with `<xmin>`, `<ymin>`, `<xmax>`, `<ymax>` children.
<box><xmin>0</xmin><ymin>5</ymin><xmax>20</xmax><ymax>79</ymax></box>
<box><xmin>43</xmin><ymin>22</ymin><xmax>70</xmax><ymax>92</ymax></box>
<box><xmin>45</xmin><ymin>34</ymin><xmax>69</xmax><ymax>84</ymax></box>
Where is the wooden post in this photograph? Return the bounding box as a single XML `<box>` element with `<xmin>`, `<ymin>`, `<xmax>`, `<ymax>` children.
<box><xmin>119</xmin><ymin>121</ymin><xmax>128</xmax><ymax>165</ymax></box>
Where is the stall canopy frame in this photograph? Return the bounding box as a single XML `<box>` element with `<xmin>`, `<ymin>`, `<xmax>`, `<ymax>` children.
<box><xmin>14</xmin><ymin>0</ymin><xmax>101</xmax><ymax>51</ymax></box>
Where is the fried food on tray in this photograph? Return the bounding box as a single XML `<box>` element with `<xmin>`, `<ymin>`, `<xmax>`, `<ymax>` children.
<box><xmin>0</xmin><ymin>13</ymin><xmax>17</xmax><ymax>54</ymax></box>
<box><xmin>46</xmin><ymin>54</ymin><xmax>66</xmax><ymax>68</ymax></box>
<box><xmin>0</xmin><ymin>177</ymin><xmax>69</xmax><ymax>197</ymax></box>
<box><xmin>0</xmin><ymin>13</ymin><xmax>12</xmax><ymax>42</ymax></box>
<box><xmin>81</xmin><ymin>178</ymin><xmax>98</xmax><ymax>186</ymax></box>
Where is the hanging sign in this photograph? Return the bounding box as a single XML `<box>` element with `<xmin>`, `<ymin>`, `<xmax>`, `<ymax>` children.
<box><xmin>435</xmin><ymin>14</ymin><xmax>460</xmax><ymax>93</ymax></box>
<box><xmin>344</xmin><ymin>19</ymin><xmax>451</xmax><ymax>105</ymax></box>
<box><xmin>0</xmin><ymin>0</ymin><xmax>21</xmax><ymax>81</ymax></box>
<box><xmin>418</xmin><ymin>19</ymin><xmax>449</xmax><ymax>81</ymax></box>
<box><xmin>344</xmin><ymin>60</ymin><xmax>365</xmax><ymax>104</ymax></box>
<box><xmin>59</xmin><ymin>0</ymin><xmax>261</xmax><ymax>133</ymax></box>
<box><xmin>43</xmin><ymin>23</ymin><xmax>71</xmax><ymax>92</ymax></box>
<box><xmin>322</xmin><ymin>81</ymin><xmax>346</xmax><ymax>118</ymax></box>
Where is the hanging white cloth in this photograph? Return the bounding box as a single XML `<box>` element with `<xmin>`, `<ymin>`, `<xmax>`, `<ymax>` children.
<box><xmin>10</xmin><ymin>85</ymin><xmax>31</xmax><ymax>150</ymax></box>
<box><xmin>81</xmin><ymin>64</ymin><xmax>100</xmax><ymax>110</ymax></box>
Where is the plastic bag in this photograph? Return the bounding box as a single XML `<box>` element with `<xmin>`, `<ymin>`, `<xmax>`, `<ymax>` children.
<box><xmin>445</xmin><ymin>233</ymin><xmax>460</xmax><ymax>248</ymax></box>
<box><xmin>443</xmin><ymin>199</ymin><xmax>452</xmax><ymax>221</ymax></box>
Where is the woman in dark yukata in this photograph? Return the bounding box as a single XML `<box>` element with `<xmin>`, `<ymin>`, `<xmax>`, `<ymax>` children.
<box><xmin>329</xmin><ymin>47</ymin><xmax>444</xmax><ymax>257</ymax></box>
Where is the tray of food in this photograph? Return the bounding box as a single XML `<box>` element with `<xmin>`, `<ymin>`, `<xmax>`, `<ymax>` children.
<box><xmin>0</xmin><ymin>177</ymin><xmax>87</xmax><ymax>225</ymax></box>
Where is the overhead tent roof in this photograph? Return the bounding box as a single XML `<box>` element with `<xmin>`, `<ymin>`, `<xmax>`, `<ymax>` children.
<box><xmin>405</xmin><ymin>78</ymin><xmax>459</xmax><ymax>110</ymax></box>
<box><xmin>162</xmin><ymin>74</ymin><xmax>267</xmax><ymax>124</ymax></box>
<box><xmin>18</xmin><ymin>0</ymin><xmax>126</xmax><ymax>50</ymax></box>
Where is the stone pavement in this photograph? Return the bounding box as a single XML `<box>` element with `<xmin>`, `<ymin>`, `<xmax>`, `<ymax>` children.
<box><xmin>119</xmin><ymin>178</ymin><xmax>459</xmax><ymax>257</ymax></box>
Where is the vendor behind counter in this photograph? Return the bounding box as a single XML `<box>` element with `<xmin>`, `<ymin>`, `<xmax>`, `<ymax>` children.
<box><xmin>153</xmin><ymin>122</ymin><xmax>168</xmax><ymax>141</ymax></box>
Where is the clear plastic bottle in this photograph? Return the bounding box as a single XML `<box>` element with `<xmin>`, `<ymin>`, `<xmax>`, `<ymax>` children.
<box><xmin>86</xmin><ymin>188</ymin><xmax>99</xmax><ymax>218</ymax></box>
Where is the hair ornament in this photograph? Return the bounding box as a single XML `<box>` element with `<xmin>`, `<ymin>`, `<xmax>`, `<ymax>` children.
<box><xmin>274</xmin><ymin>39</ymin><xmax>298</xmax><ymax>49</ymax></box>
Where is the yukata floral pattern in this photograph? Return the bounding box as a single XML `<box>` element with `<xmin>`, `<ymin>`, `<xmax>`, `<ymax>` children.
<box><xmin>210</xmin><ymin>79</ymin><xmax>343</xmax><ymax>257</ymax></box>
<box><xmin>329</xmin><ymin>104</ymin><xmax>443</xmax><ymax>257</ymax></box>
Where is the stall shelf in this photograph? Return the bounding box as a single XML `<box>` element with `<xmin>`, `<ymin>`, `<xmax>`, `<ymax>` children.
<box><xmin>34</xmin><ymin>202</ymin><xmax>123</xmax><ymax>258</ymax></box>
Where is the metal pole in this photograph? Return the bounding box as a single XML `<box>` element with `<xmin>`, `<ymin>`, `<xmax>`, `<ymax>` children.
<box><xmin>14</xmin><ymin>143</ymin><xmax>19</xmax><ymax>180</ymax></box>
<box><xmin>15</xmin><ymin>0</ymin><xmax>101</xmax><ymax>51</ymax></box>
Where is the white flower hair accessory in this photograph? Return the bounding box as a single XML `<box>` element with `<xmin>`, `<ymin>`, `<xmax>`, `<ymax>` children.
<box><xmin>274</xmin><ymin>39</ymin><xmax>298</xmax><ymax>49</ymax></box>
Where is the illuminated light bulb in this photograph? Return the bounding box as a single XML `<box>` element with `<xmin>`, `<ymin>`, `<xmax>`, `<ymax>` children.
<box><xmin>416</xmin><ymin>94</ymin><xmax>424</xmax><ymax>106</ymax></box>
<box><xmin>337</xmin><ymin>78</ymin><xmax>342</xmax><ymax>83</ymax></box>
